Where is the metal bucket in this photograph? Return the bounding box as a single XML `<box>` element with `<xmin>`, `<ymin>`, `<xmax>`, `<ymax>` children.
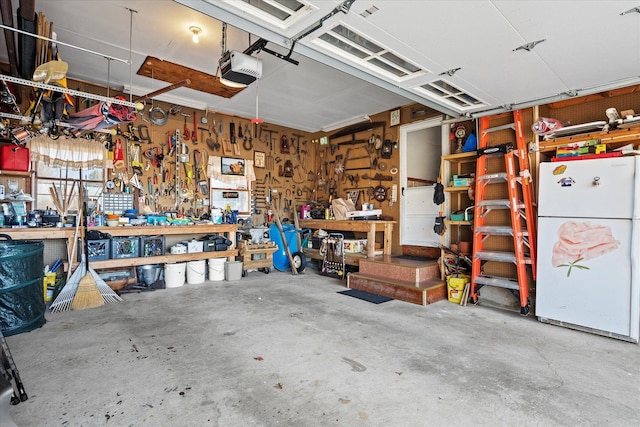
<box><xmin>136</xmin><ymin>264</ymin><xmax>162</xmax><ymax>286</ymax></box>
<box><xmin>0</xmin><ymin>234</ymin><xmax>45</xmax><ymax>336</ymax></box>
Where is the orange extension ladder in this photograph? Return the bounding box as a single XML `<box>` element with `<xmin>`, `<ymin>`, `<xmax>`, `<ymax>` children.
<box><xmin>471</xmin><ymin>110</ymin><xmax>536</xmax><ymax>315</ymax></box>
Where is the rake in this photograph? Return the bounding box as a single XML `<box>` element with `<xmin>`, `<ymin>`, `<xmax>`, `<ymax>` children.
<box><xmin>49</xmin><ymin>254</ymin><xmax>123</xmax><ymax>313</ymax></box>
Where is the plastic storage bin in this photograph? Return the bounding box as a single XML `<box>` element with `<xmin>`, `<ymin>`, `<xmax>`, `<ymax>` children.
<box><xmin>111</xmin><ymin>236</ymin><xmax>140</xmax><ymax>259</ymax></box>
<box><xmin>140</xmin><ymin>235</ymin><xmax>165</xmax><ymax>257</ymax></box>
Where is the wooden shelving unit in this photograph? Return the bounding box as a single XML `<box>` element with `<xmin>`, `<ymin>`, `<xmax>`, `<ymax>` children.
<box><xmin>537</xmin><ymin>127</ymin><xmax>640</xmax><ymax>153</ymax></box>
<box><xmin>88</xmin><ymin>224</ymin><xmax>238</xmax><ymax>268</ymax></box>
<box><xmin>0</xmin><ymin>170</ymin><xmax>34</xmax><ymax>209</ymax></box>
<box><xmin>440</xmin><ymin>150</ymin><xmax>476</xmax><ymax>278</ymax></box>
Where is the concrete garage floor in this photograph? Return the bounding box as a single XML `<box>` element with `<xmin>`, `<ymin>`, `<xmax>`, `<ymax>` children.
<box><xmin>6</xmin><ymin>268</ymin><xmax>640</xmax><ymax>426</ymax></box>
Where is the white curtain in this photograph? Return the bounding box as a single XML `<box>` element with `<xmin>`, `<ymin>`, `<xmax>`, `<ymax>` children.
<box><xmin>28</xmin><ymin>134</ymin><xmax>108</xmax><ymax>169</ymax></box>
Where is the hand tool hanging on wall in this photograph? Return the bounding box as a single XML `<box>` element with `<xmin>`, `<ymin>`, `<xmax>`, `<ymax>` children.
<box><xmin>229</xmin><ymin>121</ymin><xmax>240</xmax><ymax>155</ymax></box>
<box><xmin>117</xmin><ymin>123</ymin><xmax>140</xmax><ymax>142</ymax></box>
<box><xmin>362</xmin><ymin>173</ymin><xmax>393</xmax><ymax>181</ymax></box>
<box><xmin>130</xmin><ymin>143</ymin><xmax>143</xmax><ymax>175</ymax></box>
<box><xmin>208</xmin><ymin>121</ymin><xmax>221</xmax><ymax>152</ymax></box>
<box><xmin>243</xmin><ymin>123</ymin><xmax>253</xmax><ymax>151</ymax></box>
<box><xmin>167</xmin><ymin>131</ymin><xmax>176</xmax><ymax>156</ymax></box>
<box><xmin>281</xmin><ymin>134</ymin><xmax>290</xmax><ymax>153</ymax></box>
<box><xmin>136</xmin><ymin>124</ymin><xmax>151</xmax><ymax>144</ymax></box>
<box><xmin>291</xmin><ymin>133</ymin><xmax>306</xmax><ymax>157</ymax></box>
<box><xmin>229</xmin><ymin>121</ymin><xmax>236</xmax><ymax>145</ymax></box>
<box><xmin>191</xmin><ymin>112</ymin><xmax>198</xmax><ymax>144</ymax></box>
<box><xmin>182</xmin><ymin>113</ymin><xmax>190</xmax><ymax>140</ymax></box>
<box><xmin>193</xmin><ymin>149</ymin><xmax>202</xmax><ymax>182</ymax></box>
<box><xmin>261</xmin><ymin>127</ymin><xmax>279</xmax><ymax>153</ymax></box>
<box><xmin>198</xmin><ymin>127</ymin><xmax>208</xmax><ymax>149</ymax></box>
<box><xmin>380</xmin><ymin>139</ymin><xmax>394</xmax><ymax>159</ymax></box>
<box><xmin>243</xmin><ymin>134</ymin><xmax>253</xmax><ymax>151</ymax></box>
<box><xmin>178</xmin><ymin>138</ymin><xmax>190</xmax><ymax>163</ymax></box>
<box><xmin>283</xmin><ymin>159</ymin><xmax>294</xmax><ymax>177</ymax></box>
<box><xmin>113</xmin><ymin>138</ymin><xmax>124</xmax><ymax>169</ymax></box>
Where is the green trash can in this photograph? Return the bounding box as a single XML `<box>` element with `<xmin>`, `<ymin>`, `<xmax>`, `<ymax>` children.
<box><xmin>0</xmin><ymin>234</ymin><xmax>46</xmax><ymax>336</ymax></box>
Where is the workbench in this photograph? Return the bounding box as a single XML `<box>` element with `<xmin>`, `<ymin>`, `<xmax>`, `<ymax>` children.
<box><xmin>1</xmin><ymin>224</ymin><xmax>238</xmax><ymax>273</ymax></box>
<box><xmin>86</xmin><ymin>224</ymin><xmax>238</xmax><ymax>270</ymax></box>
<box><xmin>298</xmin><ymin>219</ymin><xmax>395</xmax><ymax>266</ymax></box>
<box><xmin>0</xmin><ymin>227</ymin><xmax>76</xmax><ymax>251</ymax></box>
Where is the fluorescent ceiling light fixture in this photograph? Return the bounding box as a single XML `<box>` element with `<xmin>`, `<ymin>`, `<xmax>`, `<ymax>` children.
<box><xmin>190</xmin><ymin>26</ymin><xmax>201</xmax><ymax>43</ymax></box>
<box><xmin>321</xmin><ymin>114</ymin><xmax>371</xmax><ymax>132</ymax></box>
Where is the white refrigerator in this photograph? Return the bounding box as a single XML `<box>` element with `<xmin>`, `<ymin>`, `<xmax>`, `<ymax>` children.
<box><xmin>537</xmin><ymin>155</ymin><xmax>640</xmax><ymax>342</ymax></box>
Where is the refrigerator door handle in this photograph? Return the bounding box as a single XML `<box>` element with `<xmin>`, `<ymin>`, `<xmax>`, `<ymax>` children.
<box><xmin>630</xmin><ymin>220</ymin><xmax>640</xmax><ymax>342</ymax></box>
<box><xmin>633</xmin><ymin>157</ymin><xmax>640</xmax><ymax>220</ymax></box>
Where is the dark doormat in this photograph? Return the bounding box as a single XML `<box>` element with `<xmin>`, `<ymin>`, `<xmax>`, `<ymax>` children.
<box><xmin>338</xmin><ymin>289</ymin><xmax>393</xmax><ymax>304</ymax></box>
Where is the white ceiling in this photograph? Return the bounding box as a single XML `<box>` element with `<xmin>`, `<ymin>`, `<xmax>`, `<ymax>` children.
<box><xmin>2</xmin><ymin>1</ymin><xmax>640</xmax><ymax>132</ymax></box>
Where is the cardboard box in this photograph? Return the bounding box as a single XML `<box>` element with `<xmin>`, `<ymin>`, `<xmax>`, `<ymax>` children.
<box><xmin>343</xmin><ymin>239</ymin><xmax>365</xmax><ymax>253</ymax></box>
<box><xmin>451</xmin><ymin>175</ymin><xmax>473</xmax><ymax>187</ymax></box>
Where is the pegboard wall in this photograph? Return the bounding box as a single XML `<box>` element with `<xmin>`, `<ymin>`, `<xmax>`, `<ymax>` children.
<box><xmin>539</xmin><ymin>85</ymin><xmax>640</xmax><ymax>127</ymax></box>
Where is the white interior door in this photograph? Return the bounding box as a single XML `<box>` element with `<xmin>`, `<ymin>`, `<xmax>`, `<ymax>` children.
<box><xmin>399</xmin><ymin>117</ymin><xmax>447</xmax><ymax>247</ymax></box>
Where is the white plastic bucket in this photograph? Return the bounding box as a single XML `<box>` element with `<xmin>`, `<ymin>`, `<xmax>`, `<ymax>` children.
<box><xmin>208</xmin><ymin>258</ymin><xmax>226</xmax><ymax>281</ymax></box>
<box><xmin>225</xmin><ymin>261</ymin><xmax>243</xmax><ymax>281</ymax></box>
<box><xmin>186</xmin><ymin>260</ymin><xmax>206</xmax><ymax>284</ymax></box>
<box><xmin>164</xmin><ymin>262</ymin><xmax>186</xmax><ymax>288</ymax></box>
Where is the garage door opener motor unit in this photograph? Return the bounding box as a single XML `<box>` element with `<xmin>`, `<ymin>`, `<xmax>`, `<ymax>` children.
<box><xmin>219</xmin><ymin>50</ymin><xmax>263</xmax><ymax>85</ymax></box>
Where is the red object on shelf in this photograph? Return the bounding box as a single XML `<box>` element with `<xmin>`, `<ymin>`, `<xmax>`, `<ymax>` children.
<box><xmin>550</xmin><ymin>151</ymin><xmax>622</xmax><ymax>162</ymax></box>
<box><xmin>0</xmin><ymin>144</ymin><xmax>30</xmax><ymax>171</ymax></box>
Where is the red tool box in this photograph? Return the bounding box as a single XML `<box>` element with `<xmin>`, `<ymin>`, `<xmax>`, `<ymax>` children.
<box><xmin>0</xmin><ymin>144</ymin><xmax>30</xmax><ymax>171</ymax></box>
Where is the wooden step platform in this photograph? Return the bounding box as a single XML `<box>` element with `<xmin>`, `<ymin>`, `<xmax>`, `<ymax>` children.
<box><xmin>346</xmin><ymin>256</ymin><xmax>446</xmax><ymax>306</ymax></box>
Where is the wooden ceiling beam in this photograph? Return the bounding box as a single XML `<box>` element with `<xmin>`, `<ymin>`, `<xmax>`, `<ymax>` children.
<box><xmin>137</xmin><ymin>56</ymin><xmax>245</xmax><ymax>99</ymax></box>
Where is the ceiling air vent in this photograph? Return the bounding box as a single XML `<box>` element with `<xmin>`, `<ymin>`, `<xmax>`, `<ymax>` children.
<box><xmin>313</xmin><ymin>24</ymin><xmax>427</xmax><ymax>81</ymax></box>
<box><xmin>228</xmin><ymin>0</ymin><xmax>312</xmax><ymax>29</ymax></box>
<box><xmin>416</xmin><ymin>80</ymin><xmax>486</xmax><ymax>109</ymax></box>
